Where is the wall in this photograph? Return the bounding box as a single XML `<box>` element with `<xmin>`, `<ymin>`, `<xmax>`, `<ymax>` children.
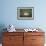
<box><xmin>0</xmin><ymin>0</ymin><xmax>46</xmax><ymax>30</ymax></box>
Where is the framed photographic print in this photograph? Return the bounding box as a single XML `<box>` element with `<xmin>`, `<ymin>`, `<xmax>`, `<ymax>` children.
<box><xmin>17</xmin><ymin>7</ymin><xmax>34</xmax><ymax>20</ymax></box>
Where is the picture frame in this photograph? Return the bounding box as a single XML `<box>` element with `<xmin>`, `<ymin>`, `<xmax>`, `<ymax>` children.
<box><xmin>17</xmin><ymin>7</ymin><xmax>34</xmax><ymax>20</ymax></box>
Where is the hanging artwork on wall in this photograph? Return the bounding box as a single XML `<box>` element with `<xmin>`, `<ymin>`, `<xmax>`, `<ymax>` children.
<box><xmin>17</xmin><ymin>7</ymin><xmax>34</xmax><ymax>20</ymax></box>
